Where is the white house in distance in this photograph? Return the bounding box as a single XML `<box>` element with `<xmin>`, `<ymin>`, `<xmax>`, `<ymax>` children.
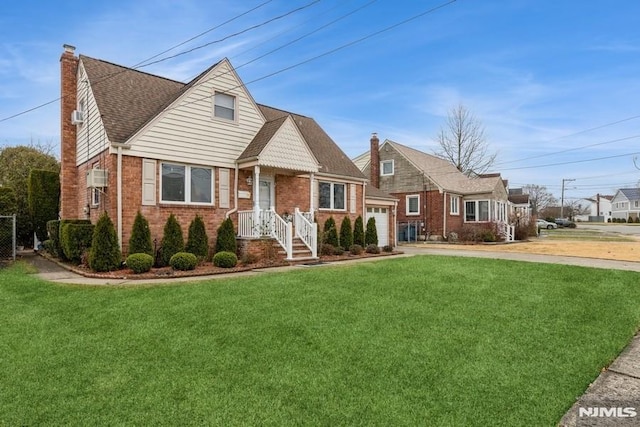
<box><xmin>611</xmin><ymin>188</ymin><xmax>640</xmax><ymax>222</ymax></box>
<box><xmin>574</xmin><ymin>194</ymin><xmax>613</xmax><ymax>223</ymax></box>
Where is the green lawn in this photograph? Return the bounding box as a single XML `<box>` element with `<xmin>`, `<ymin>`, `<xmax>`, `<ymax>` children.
<box><xmin>2</xmin><ymin>257</ymin><xmax>640</xmax><ymax>426</ymax></box>
<box><xmin>544</xmin><ymin>228</ymin><xmax>637</xmax><ymax>242</ymax></box>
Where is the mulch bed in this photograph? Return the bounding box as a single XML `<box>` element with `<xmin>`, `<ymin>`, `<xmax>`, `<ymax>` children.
<box><xmin>40</xmin><ymin>250</ymin><xmax>401</xmax><ymax>281</ymax></box>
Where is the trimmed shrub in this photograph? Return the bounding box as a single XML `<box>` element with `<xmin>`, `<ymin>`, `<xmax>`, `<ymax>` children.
<box><xmin>333</xmin><ymin>246</ymin><xmax>344</xmax><ymax>256</ymax></box>
<box><xmin>161</xmin><ymin>214</ymin><xmax>184</xmax><ymax>266</ymax></box>
<box><xmin>353</xmin><ymin>215</ymin><xmax>365</xmax><ymax>247</ymax></box>
<box><xmin>323</xmin><ymin>217</ymin><xmax>339</xmax><ymax>247</ymax></box>
<box><xmin>60</xmin><ymin>221</ymin><xmax>94</xmax><ymax>264</ymax></box>
<box><xmin>89</xmin><ymin>212</ymin><xmax>122</xmax><ymax>272</ymax></box>
<box><xmin>365</xmin><ymin>217</ymin><xmax>378</xmax><ymax>246</ymax></box>
<box><xmin>383</xmin><ymin>245</ymin><xmax>393</xmax><ymax>253</ymax></box>
<box><xmin>215</xmin><ymin>217</ymin><xmax>237</xmax><ymax>254</ymax></box>
<box><xmin>46</xmin><ymin>220</ymin><xmax>61</xmax><ymax>257</ymax></box>
<box><xmin>365</xmin><ymin>244</ymin><xmax>380</xmax><ymax>254</ymax></box>
<box><xmin>170</xmin><ymin>252</ymin><xmax>198</xmax><ymax>271</ymax></box>
<box><xmin>349</xmin><ymin>244</ymin><xmax>363</xmax><ymax>255</ymax></box>
<box><xmin>42</xmin><ymin>239</ymin><xmax>54</xmax><ymax>254</ymax></box>
<box><xmin>339</xmin><ymin>216</ymin><xmax>353</xmax><ymax>251</ymax></box>
<box><xmin>186</xmin><ymin>215</ymin><xmax>209</xmax><ymax>260</ymax></box>
<box><xmin>28</xmin><ymin>169</ymin><xmax>60</xmax><ymax>243</ymax></box>
<box><xmin>320</xmin><ymin>243</ymin><xmax>335</xmax><ymax>256</ymax></box>
<box><xmin>129</xmin><ymin>211</ymin><xmax>153</xmax><ymax>257</ymax></box>
<box><xmin>126</xmin><ymin>253</ymin><xmax>153</xmax><ymax>274</ymax></box>
<box><xmin>213</xmin><ymin>251</ymin><xmax>238</xmax><ymax>268</ymax></box>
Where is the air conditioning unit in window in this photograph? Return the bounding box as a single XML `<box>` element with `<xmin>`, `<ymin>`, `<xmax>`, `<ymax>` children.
<box><xmin>86</xmin><ymin>169</ymin><xmax>108</xmax><ymax>188</ymax></box>
<box><xmin>71</xmin><ymin>110</ymin><xmax>84</xmax><ymax>125</ymax></box>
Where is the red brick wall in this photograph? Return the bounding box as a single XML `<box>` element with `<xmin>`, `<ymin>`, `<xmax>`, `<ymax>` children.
<box><xmin>392</xmin><ymin>190</ymin><xmax>466</xmax><ymax>238</ymax></box>
<box><xmin>60</xmin><ymin>47</ymin><xmax>79</xmax><ymax>219</ymax></box>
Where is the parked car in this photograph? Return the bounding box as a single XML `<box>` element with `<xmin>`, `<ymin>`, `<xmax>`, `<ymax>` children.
<box><xmin>555</xmin><ymin>218</ymin><xmax>577</xmax><ymax>228</ymax></box>
<box><xmin>536</xmin><ymin>219</ymin><xmax>558</xmax><ymax>229</ymax></box>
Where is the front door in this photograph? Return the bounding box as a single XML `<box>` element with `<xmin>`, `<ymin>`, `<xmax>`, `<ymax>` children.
<box><xmin>259</xmin><ymin>179</ymin><xmax>273</xmax><ymax>211</ymax></box>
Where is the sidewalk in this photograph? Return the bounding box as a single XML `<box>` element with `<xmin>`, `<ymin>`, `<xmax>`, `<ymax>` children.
<box><xmin>21</xmin><ymin>247</ymin><xmax>640</xmax><ymax>425</ymax></box>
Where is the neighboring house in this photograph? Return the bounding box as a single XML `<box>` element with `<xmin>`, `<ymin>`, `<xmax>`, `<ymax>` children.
<box><xmin>611</xmin><ymin>188</ymin><xmax>640</xmax><ymax>222</ymax></box>
<box><xmin>59</xmin><ymin>45</ymin><xmax>396</xmax><ymax>260</ymax></box>
<box><xmin>507</xmin><ymin>188</ymin><xmax>531</xmax><ymax>222</ymax></box>
<box><xmin>574</xmin><ymin>194</ymin><xmax>613</xmax><ymax>222</ymax></box>
<box><xmin>354</xmin><ymin>135</ymin><xmax>513</xmax><ymax>241</ymax></box>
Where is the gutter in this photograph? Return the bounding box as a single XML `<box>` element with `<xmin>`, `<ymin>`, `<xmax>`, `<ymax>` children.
<box><xmin>226</xmin><ymin>164</ymin><xmax>240</xmax><ymax>218</ymax></box>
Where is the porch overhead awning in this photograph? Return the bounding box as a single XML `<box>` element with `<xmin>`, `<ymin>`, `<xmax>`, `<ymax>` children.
<box><xmin>238</xmin><ymin>116</ymin><xmax>319</xmax><ymax>173</ymax></box>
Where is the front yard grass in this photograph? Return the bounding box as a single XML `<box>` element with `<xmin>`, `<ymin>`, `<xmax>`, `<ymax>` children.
<box><xmin>2</xmin><ymin>257</ymin><xmax>640</xmax><ymax>426</ymax></box>
<box><xmin>544</xmin><ymin>227</ymin><xmax>637</xmax><ymax>242</ymax></box>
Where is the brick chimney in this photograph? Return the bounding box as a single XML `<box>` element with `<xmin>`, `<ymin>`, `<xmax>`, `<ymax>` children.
<box><xmin>370</xmin><ymin>132</ymin><xmax>380</xmax><ymax>188</ymax></box>
<box><xmin>60</xmin><ymin>44</ymin><xmax>79</xmax><ymax>219</ymax></box>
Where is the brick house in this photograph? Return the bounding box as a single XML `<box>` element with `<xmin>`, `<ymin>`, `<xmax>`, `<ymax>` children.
<box><xmin>354</xmin><ymin>136</ymin><xmax>513</xmax><ymax>241</ymax></box>
<box><xmin>59</xmin><ymin>45</ymin><xmax>396</xmax><ymax>260</ymax></box>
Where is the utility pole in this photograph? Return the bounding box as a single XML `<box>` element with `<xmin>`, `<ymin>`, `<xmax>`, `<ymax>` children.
<box><xmin>560</xmin><ymin>178</ymin><xmax>575</xmax><ymax>218</ymax></box>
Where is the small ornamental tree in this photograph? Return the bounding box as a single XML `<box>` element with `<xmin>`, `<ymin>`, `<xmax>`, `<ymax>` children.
<box><xmin>186</xmin><ymin>215</ymin><xmax>209</xmax><ymax>260</ymax></box>
<box><xmin>339</xmin><ymin>216</ymin><xmax>353</xmax><ymax>251</ymax></box>
<box><xmin>89</xmin><ymin>212</ymin><xmax>122</xmax><ymax>272</ymax></box>
<box><xmin>215</xmin><ymin>217</ymin><xmax>237</xmax><ymax>254</ymax></box>
<box><xmin>353</xmin><ymin>215</ymin><xmax>365</xmax><ymax>247</ymax></box>
<box><xmin>28</xmin><ymin>169</ymin><xmax>60</xmax><ymax>243</ymax></box>
<box><xmin>161</xmin><ymin>214</ymin><xmax>184</xmax><ymax>266</ymax></box>
<box><xmin>128</xmin><ymin>211</ymin><xmax>153</xmax><ymax>256</ymax></box>
<box><xmin>323</xmin><ymin>216</ymin><xmax>339</xmax><ymax>247</ymax></box>
<box><xmin>365</xmin><ymin>217</ymin><xmax>378</xmax><ymax>246</ymax></box>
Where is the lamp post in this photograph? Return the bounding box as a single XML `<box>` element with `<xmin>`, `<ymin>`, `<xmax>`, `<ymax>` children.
<box><xmin>560</xmin><ymin>178</ymin><xmax>575</xmax><ymax>219</ymax></box>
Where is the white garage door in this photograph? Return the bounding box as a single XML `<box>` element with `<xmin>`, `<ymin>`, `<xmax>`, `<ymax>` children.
<box><xmin>366</xmin><ymin>207</ymin><xmax>388</xmax><ymax>246</ymax></box>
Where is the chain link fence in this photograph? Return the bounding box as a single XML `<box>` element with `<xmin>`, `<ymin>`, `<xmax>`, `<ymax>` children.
<box><xmin>0</xmin><ymin>215</ymin><xmax>17</xmax><ymax>263</ymax></box>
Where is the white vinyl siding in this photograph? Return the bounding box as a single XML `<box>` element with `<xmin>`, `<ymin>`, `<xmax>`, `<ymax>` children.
<box><xmin>160</xmin><ymin>162</ymin><xmax>214</xmax><ymax>205</ymax></box>
<box><xmin>257</xmin><ymin>117</ymin><xmax>318</xmax><ymax>172</ymax></box>
<box><xmin>142</xmin><ymin>159</ymin><xmax>157</xmax><ymax>206</ymax></box>
<box><xmin>76</xmin><ymin>63</ymin><xmax>110</xmax><ymax>165</ymax></box>
<box><xmin>125</xmin><ymin>60</ymin><xmax>265</xmax><ymax>169</ymax></box>
<box><xmin>406</xmin><ymin>195</ymin><xmax>419</xmax><ymax>216</ymax></box>
<box><xmin>219</xmin><ymin>168</ymin><xmax>230</xmax><ymax>208</ymax></box>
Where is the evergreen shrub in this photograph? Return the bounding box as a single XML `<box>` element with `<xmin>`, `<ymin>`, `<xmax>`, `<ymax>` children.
<box><xmin>89</xmin><ymin>212</ymin><xmax>121</xmax><ymax>272</ymax></box>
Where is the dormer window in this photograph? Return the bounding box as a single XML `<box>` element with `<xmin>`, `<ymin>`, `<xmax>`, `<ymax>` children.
<box><xmin>214</xmin><ymin>92</ymin><xmax>235</xmax><ymax>121</ymax></box>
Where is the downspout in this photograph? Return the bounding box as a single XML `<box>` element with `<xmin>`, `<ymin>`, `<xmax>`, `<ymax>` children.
<box><xmin>226</xmin><ymin>164</ymin><xmax>239</xmax><ymax>218</ymax></box>
<box><xmin>443</xmin><ymin>191</ymin><xmax>447</xmax><ymax>240</ymax></box>
<box><xmin>111</xmin><ymin>142</ymin><xmax>130</xmax><ymax>250</ymax></box>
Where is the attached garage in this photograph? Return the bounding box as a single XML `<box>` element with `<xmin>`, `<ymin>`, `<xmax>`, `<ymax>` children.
<box><xmin>366</xmin><ymin>207</ymin><xmax>389</xmax><ymax>247</ymax></box>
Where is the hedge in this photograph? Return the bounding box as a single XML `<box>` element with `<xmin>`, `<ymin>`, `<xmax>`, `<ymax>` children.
<box><xmin>28</xmin><ymin>169</ymin><xmax>60</xmax><ymax>243</ymax></box>
<box><xmin>60</xmin><ymin>221</ymin><xmax>94</xmax><ymax>264</ymax></box>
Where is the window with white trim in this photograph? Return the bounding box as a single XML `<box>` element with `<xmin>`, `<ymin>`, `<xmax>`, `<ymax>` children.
<box><xmin>406</xmin><ymin>195</ymin><xmax>419</xmax><ymax>216</ymax></box>
<box><xmin>213</xmin><ymin>92</ymin><xmax>235</xmax><ymax>120</ymax></box>
<box><xmin>161</xmin><ymin>163</ymin><xmax>213</xmax><ymax>205</ymax></box>
<box><xmin>319</xmin><ymin>182</ymin><xmax>346</xmax><ymax>210</ymax></box>
<box><xmin>381</xmin><ymin>160</ymin><xmax>394</xmax><ymax>176</ymax></box>
<box><xmin>450</xmin><ymin>195</ymin><xmax>459</xmax><ymax>215</ymax></box>
<box><xmin>91</xmin><ymin>162</ymin><xmax>100</xmax><ymax>206</ymax></box>
<box><xmin>465</xmin><ymin>200</ymin><xmax>490</xmax><ymax>222</ymax></box>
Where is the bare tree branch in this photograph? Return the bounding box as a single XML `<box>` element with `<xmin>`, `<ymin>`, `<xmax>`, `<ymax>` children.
<box><xmin>433</xmin><ymin>104</ymin><xmax>497</xmax><ymax>176</ymax></box>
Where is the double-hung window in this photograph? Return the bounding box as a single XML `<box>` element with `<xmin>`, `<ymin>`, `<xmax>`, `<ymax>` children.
<box><xmin>319</xmin><ymin>182</ymin><xmax>346</xmax><ymax>210</ymax></box>
<box><xmin>161</xmin><ymin>163</ymin><xmax>213</xmax><ymax>205</ymax></box>
<box><xmin>465</xmin><ymin>200</ymin><xmax>489</xmax><ymax>222</ymax></box>
<box><xmin>213</xmin><ymin>92</ymin><xmax>235</xmax><ymax>121</ymax></box>
<box><xmin>406</xmin><ymin>195</ymin><xmax>420</xmax><ymax>216</ymax></box>
<box><xmin>381</xmin><ymin>160</ymin><xmax>394</xmax><ymax>176</ymax></box>
<box><xmin>450</xmin><ymin>195</ymin><xmax>459</xmax><ymax>215</ymax></box>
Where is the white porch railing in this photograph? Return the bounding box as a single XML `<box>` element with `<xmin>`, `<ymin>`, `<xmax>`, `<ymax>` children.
<box><xmin>294</xmin><ymin>208</ymin><xmax>317</xmax><ymax>258</ymax></box>
<box><xmin>237</xmin><ymin>209</ymin><xmax>318</xmax><ymax>260</ymax></box>
<box><xmin>498</xmin><ymin>221</ymin><xmax>515</xmax><ymax>242</ymax></box>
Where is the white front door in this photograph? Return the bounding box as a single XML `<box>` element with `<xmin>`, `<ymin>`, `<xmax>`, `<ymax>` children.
<box><xmin>259</xmin><ymin>178</ymin><xmax>273</xmax><ymax>211</ymax></box>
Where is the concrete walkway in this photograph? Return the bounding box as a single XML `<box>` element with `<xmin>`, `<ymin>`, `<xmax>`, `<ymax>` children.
<box><xmin>20</xmin><ymin>247</ymin><xmax>640</xmax><ymax>425</ymax></box>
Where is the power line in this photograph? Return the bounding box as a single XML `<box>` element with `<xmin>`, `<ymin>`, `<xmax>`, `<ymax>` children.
<box><xmin>0</xmin><ymin>0</ymin><xmax>318</xmax><ymax>124</ymax></box>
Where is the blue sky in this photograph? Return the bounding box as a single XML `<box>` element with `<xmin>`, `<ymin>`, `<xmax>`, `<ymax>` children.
<box><xmin>1</xmin><ymin>0</ymin><xmax>639</xmax><ymax>201</ymax></box>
